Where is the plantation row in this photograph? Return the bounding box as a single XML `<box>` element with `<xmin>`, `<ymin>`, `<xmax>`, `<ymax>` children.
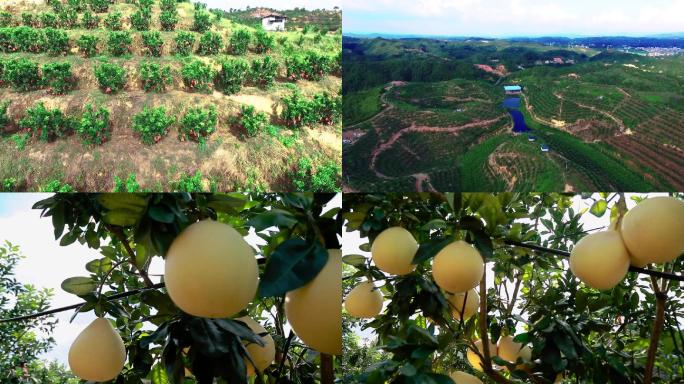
<box><xmin>0</xmin><ymin>54</ymin><xmax>338</xmax><ymax>96</ymax></box>
<box><xmin>607</xmin><ymin>135</ymin><xmax>684</xmax><ymax>190</ymax></box>
<box><xmin>0</xmin><ymin>90</ymin><xmax>339</xmax><ymax>146</ymax></box>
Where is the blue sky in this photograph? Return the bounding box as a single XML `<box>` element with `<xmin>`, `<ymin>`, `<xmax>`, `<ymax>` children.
<box><xmin>343</xmin><ymin>0</ymin><xmax>684</xmax><ymax>37</ymax></box>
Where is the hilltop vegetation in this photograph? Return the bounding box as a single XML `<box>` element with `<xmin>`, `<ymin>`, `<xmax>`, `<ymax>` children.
<box><xmin>343</xmin><ymin>36</ymin><xmax>683</xmax><ymax>192</ymax></box>
<box><xmin>0</xmin><ymin>0</ymin><xmax>342</xmax><ymax>192</ymax></box>
<box><xmin>216</xmin><ymin>7</ymin><xmax>341</xmax><ymax>33</ymax></box>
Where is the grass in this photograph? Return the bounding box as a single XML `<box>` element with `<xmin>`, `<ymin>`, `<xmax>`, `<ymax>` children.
<box><xmin>342</xmin><ymin>85</ymin><xmax>384</xmax><ymax>127</ymax></box>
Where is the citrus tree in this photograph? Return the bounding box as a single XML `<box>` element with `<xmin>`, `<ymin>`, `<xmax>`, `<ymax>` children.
<box><xmin>342</xmin><ymin>193</ymin><xmax>684</xmax><ymax>383</ymax></box>
<box><xmin>26</xmin><ymin>193</ymin><xmax>343</xmax><ymax>384</ymax></box>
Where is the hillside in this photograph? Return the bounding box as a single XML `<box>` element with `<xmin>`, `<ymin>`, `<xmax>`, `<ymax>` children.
<box><xmin>0</xmin><ymin>0</ymin><xmax>342</xmax><ymax>192</ymax></box>
<box><xmin>216</xmin><ymin>7</ymin><xmax>342</xmax><ymax>32</ymax></box>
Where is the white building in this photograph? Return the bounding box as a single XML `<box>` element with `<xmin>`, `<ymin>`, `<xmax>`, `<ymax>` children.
<box><xmin>261</xmin><ymin>13</ymin><xmax>287</xmax><ymax>31</ymax></box>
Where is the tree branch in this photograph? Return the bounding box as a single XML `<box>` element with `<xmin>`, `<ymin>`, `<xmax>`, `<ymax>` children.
<box><xmin>105</xmin><ymin>224</ymin><xmax>154</xmax><ymax>287</ymax></box>
<box><xmin>644</xmin><ymin>276</ymin><xmax>666</xmax><ymax>384</ymax></box>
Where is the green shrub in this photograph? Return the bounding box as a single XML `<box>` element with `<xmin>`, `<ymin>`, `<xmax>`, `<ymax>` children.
<box><xmin>229</xmin><ymin>29</ymin><xmax>250</xmax><ymax>55</ymax></box>
<box><xmin>81</xmin><ymin>11</ymin><xmax>99</xmax><ymax>29</ymax></box>
<box><xmin>107</xmin><ymin>31</ymin><xmax>132</xmax><ymax>56</ymax></box>
<box><xmin>89</xmin><ymin>0</ymin><xmax>109</xmax><ymax>13</ymax></box>
<box><xmin>20</xmin><ymin>102</ymin><xmax>74</xmax><ymax>142</ymax></box>
<box><xmin>281</xmin><ymin>90</ymin><xmax>340</xmax><ymax>128</ymax></box>
<box><xmin>179</xmin><ymin>106</ymin><xmax>217</xmax><ymax>142</ymax></box>
<box><xmin>197</xmin><ymin>31</ymin><xmax>221</xmax><ymax>55</ymax></box>
<box><xmin>2</xmin><ymin>177</ymin><xmax>17</xmax><ymax>191</ymax></box>
<box><xmin>140</xmin><ymin>61</ymin><xmax>172</xmax><ymax>92</ymax></box>
<box><xmin>291</xmin><ymin>157</ymin><xmax>340</xmax><ymax>192</ymax></box>
<box><xmin>0</xmin><ymin>12</ymin><xmax>13</xmax><ymax>27</ymax></box>
<box><xmin>159</xmin><ymin>10</ymin><xmax>178</xmax><ymax>31</ymax></box>
<box><xmin>0</xmin><ymin>101</ymin><xmax>9</xmax><ymax>127</ymax></box>
<box><xmin>67</xmin><ymin>0</ymin><xmax>87</xmax><ymax>12</ymax></box>
<box><xmin>10</xmin><ymin>26</ymin><xmax>46</xmax><ymax>53</ymax></box>
<box><xmin>193</xmin><ymin>10</ymin><xmax>211</xmax><ymax>33</ymax></box>
<box><xmin>310</xmin><ymin>92</ymin><xmax>341</xmax><ymax>125</ymax></box>
<box><xmin>285</xmin><ymin>50</ymin><xmax>334</xmax><ymax>81</ymax></box>
<box><xmin>181</xmin><ymin>59</ymin><xmax>214</xmax><ymax>93</ymax></box>
<box><xmin>171</xmin><ymin>170</ymin><xmax>203</xmax><ymax>192</ymax></box>
<box><xmin>76</xmin><ymin>34</ymin><xmax>98</xmax><ymax>56</ymax></box>
<box><xmin>249</xmin><ymin>56</ymin><xmax>278</xmax><ymax>88</ymax></box>
<box><xmin>42</xmin><ymin>62</ymin><xmax>74</xmax><ymax>94</ymax></box>
<box><xmin>104</xmin><ymin>11</ymin><xmax>123</xmax><ymax>30</ymax></box>
<box><xmin>113</xmin><ymin>174</ymin><xmax>140</xmax><ymax>192</ymax></box>
<box><xmin>216</xmin><ymin>58</ymin><xmax>248</xmax><ymax>94</ymax></box>
<box><xmin>239</xmin><ymin>105</ymin><xmax>267</xmax><ymax>137</ymax></box>
<box><xmin>130</xmin><ymin>8</ymin><xmax>151</xmax><ymax>31</ymax></box>
<box><xmin>45</xmin><ymin>28</ymin><xmax>69</xmax><ymax>55</ymax></box>
<box><xmin>22</xmin><ymin>13</ymin><xmax>38</xmax><ymax>27</ymax></box>
<box><xmin>132</xmin><ymin>106</ymin><xmax>175</xmax><ymax>145</ymax></box>
<box><xmin>141</xmin><ymin>31</ymin><xmax>163</xmax><ymax>56</ymax></box>
<box><xmin>174</xmin><ymin>31</ymin><xmax>195</xmax><ymax>55</ymax></box>
<box><xmin>194</xmin><ymin>2</ymin><xmax>207</xmax><ymax>10</ymax></box>
<box><xmin>4</xmin><ymin>58</ymin><xmax>41</xmax><ymax>91</ymax></box>
<box><xmin>138</xmin><ymin>0</ymin><xmax>154</xmax><ymax>8</ymax></box>
<box><xmin>160</xmin><ymin>0</ymin><xmax>177</xmax><ymax>12</ymax></box>
<box><xmin>40</xmin><ymin>13</ymin><xmax>58</xmax><ymax>28</ymax></box>
<box><xmin>41</xmin><ymin>180</ymin><xmax>73</xmax><ymax>192</ymax></box>
<box><xmin>77</xmin><ymin>104</ymin><xmax>110</xmax><ymax>145</ymax></box>
<box><xmin>253</xmin><ymin>28</ymin><xmax>274</xmax><ymax>53</ymax></box>
<box><xmin>280</xmin><ymin>90</ymin><xmax>311</xmax><ymax>128</ymax></box>
<box><xmin>57</xmin><ymin>8</ymin><xmax>78</xmax><ymax>29</ymax></box>
<box><xmin>10</xmin><ymin>133</ymin><xmax>30</xmax><ymax>150</ymax></box>
<box><xmin>94</xmin><ymin>62</ymin><xmax>126</xmax><ymax>93</ymax></box>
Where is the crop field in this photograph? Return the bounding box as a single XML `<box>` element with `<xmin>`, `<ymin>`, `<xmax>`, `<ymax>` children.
<box><xmin>0</xmin><ymin>0</ymin><xmax>342</xmax><ymax>192</ymax></box>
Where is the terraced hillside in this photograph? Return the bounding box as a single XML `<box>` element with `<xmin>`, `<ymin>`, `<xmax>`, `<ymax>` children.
<box><xmin>0</xmin><ymin>0</ymin><xmax>342</xmax><ymax>192</ymax></box>
<box><xmin>343</xmin><ymin>37</ymin><xmax>682</xmax><ymax>192</ymax></box>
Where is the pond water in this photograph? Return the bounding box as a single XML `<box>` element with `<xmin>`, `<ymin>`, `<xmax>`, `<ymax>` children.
<box><xmin>502</xmin><ymin>97</ymin><xmax>521</xmax><ymax>109</ymax></box>
<box><xmin>508</xmin><ymin>109</ymin><xmax>530</xmax><ymax>133</ymax></box>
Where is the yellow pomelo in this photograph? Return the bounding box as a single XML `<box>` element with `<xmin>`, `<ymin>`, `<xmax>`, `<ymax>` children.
<box><xmin>620</xmin><ymin>196</ymin><xmax>684</xmax><ymax>265</ymax></box>
<box><xmin>164</xmin><ymin>220</ymin><xmax>258</xmax><ymax>318</ymax></box>
<box><xmin>447</xmin><ymin>288</ymin><xmax>479</xmax><ymax>321</ymax></box>
<box><xmin>285</xmin><ymin>249</ymin><xmax>342</xmax><ymax>355</ymax></box>
<box><xmin>497</xmin><ymin>335</ymin><xmax>530</xmax><ymax>363</ymax></box>
<box><xmin>569</xmin><ymin>231</ymin><xmax>630</xmax><ymax>290</ymax></box>
<box><xmin>466</xmin><ymin>339</ymin><xmax>497</xmax><ymax>372</ymax></box>
<box><xmin>68</xmin><ymin>317</ymin><xmax>126</xmax><ymax>382</ymax></box>
<box><xmin>432</xmin><ymin>241</ymin><xmax>484</xmax><ymax>293</ymax></box>
<box><xmin>236</xmin><ymin>316</ymin><xmax>275</xmax><ymax>375</ymax></box>
<box><xmin>344</xmin><ymin>281</ymin><xmax>384</xmax><ymax>318</ymax></box>
<box><xmin>449</xmin><ymin>370</ymin><xmax>483</xmax><ymax>384</ymax></box>
<box><xmin>371</xmin><ymin>227</ymin><xmax>418</xmax><ymax>275</ymax></box>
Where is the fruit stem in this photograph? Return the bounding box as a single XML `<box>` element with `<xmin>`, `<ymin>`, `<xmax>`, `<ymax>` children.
<box><xmin>276</xmin><ymin>331</ymin><xmax>295</xmax><ymax>381</ymax></box>
<box><xmin>320</xmin><ymin>353</ymin><xmax>334</xmax><ymax>384</ymax></box>
<box><xmin>644</xmin><ymin>276</ymin><xmax>666</xmax><ymax>384</ymax></box>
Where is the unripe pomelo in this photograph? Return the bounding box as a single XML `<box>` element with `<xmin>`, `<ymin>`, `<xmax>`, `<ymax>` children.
<box><xmin>467</xmin><ymin>339</ymin><xmax>497</xmax><ymax>372</ymax></box>
<box><xmin>620</xmin><ymin>196</ymin><xmax>684</xmax><ymax>265</ymax></box>
<box><xmin>432</xmin><ymin>241</ymin><xmax>484</xmax><ymax>293</ymax></box>
<box><xmin>569</xmin><ymin>230</ymin><xmax>630</xmax><ymax>290</ymax></box>
<box><xmin>371</xmin><ymin>227</ymin><xmax>418</xmax><ymax>275</ymax></box>
<box><xmin>164</xmin><ymin>220</ymin><xmax>258</xmax><ymax>318</ymax></box>
<box><xmin>68</xmin><ymin>317</ymin><xmax>126</xmax><ymax>382</ymax></box>
<box><xmin>236</xmin><ymin>316</ymin><xmax>275</xmax><ymax>376</ymax></box>
<box><xmin>344</xmin><ymin>281</ymin><xmax>383</xmax><ymax>318</ymax></box>
<box><xmin>285</xmin><ymin>249</ymin><xmax>342</xmax><ymax>355</ymax></box>
<box><xmin>498</xmin><ymin>335</ymin><xmax>529</xmax><ymax>363</ymax></box>
<box><xmin>449</xmin><ymin>370</ymin><xmax>483</xmax><ymax>384</ymax></box>
<box><xmin>447</xmin><ymin>288</ymin><xmax>479</xmax><ymax>321</ymax></box>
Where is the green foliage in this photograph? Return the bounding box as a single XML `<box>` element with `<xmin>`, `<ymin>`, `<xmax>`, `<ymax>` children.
<box><xmin>10</xmin><ymin>133</ymin><xmax>30</xmax><ymax>151</ymax></box>
<box><xmin>2</xmin><ymin>177</ymin><xmax>17</xmax><ymax>191</ymax></box>
<box><xmin>291</xmin><ymin>157</ymin><xmax>341</xmax><ymax>191</ymax></box>
<box><xmin>310</xmin><ymin>92</ymin><xmax>341</xmax><ymax>125</ymax></box>
<box><xmin>76</xmin><ymin>34</ymin><xmax>98</xmax><ymax>57</ymax></box>
<box><xmin>57</xmin><ymin>8</ymin><xmax>78</xmax><ymax>29</ymax></box>
<box><xmin>239</xmin><ymin>105</ymin><xmax>268</xmax><ymax>137</ymax></box>
<box><xmin>253</xmin><ymin>28</ymin><xmax>274</xmax><ymax>53</ymax></box>
<box><xmin>281</xmin><ymin>90</ymin><xmax>341</xmax><ymax>128</ymax></box>
<box><xmin>285</xmin><ymin>50</ymin><xmax>336</xmax><ymax>81</ymax></box>
<box><xmin>104</xmin><ymin>11</ymin><xmax>123</xmax><ymax>30</ymax></box>
<box><xmin>42</xmin><ymin>62</ymin><xmax>74</xmax><ymax>95</ymax></box>
<box><xmin>174</xmin><ymin>30</ymin><xmax>195</xmax><ymax>55</ymax></box>
<box><xmin>0</xmin><ymin>12</ymin><xmax>13</xmax><ymax>28</ymax></box>
<box><xmin>77</xmin><ymin>104</ymin><xmax>110</xmax><ymax>145</ymax></box>
<box><xmin>3</xmin><ymin>58</ymin><xmax>41</xmax><ymax>91</ymax></box>
<box><xmin>132</xmin><ymin>106</ymin><xmax>175</xmax><ymax>144</ymax></box>
<box><xmin>0</xmin><ymin>100</ymin><xmax>9</xmax><ymax>127</ymax></box>
<box><xmin>89</xmin><ymin>0</ymin><xmax>109</xmax><ymax>13</ymax></box>
<box><xmin>181</xmin><ymin>59</ymin><xmax>215</xmax><ymax>93</ymax></box>
<box><xmin>141</xmin><ymin>31</ymin><xmax>163</xmax><ymax>56</ymax></box>
<box><xmin>44</xmin><ymin>28</ymin><xmax>69</xmax><ymax>55</ymax></box>
<box><xmin>20</xmin><ymin>102</ymin><xmax>74</xmax><ymax>142</ymax></box>
<box><xmin>197</xmin><ymin>31</ymin><xmax>222</xmax><ymax>55</ymax></box>
<box><xmin>139</xmin><ymin>61</ymin><xmax>173</xmax><ymax>92</ymax></box>
<box><xmin>130</xmin><ymin>8</ymin><xmax>151</xmax><ymax>31</ymax></box>
<box><xmin>81</xmin><ymin>10</ymin><xmax>99</xmax><ymax>29</ymax></box>
<box><xmin>193</xmin><ymin>10</ymin><xmax>211</xmax><ymax>33</ymax></box>
<box><xmin>229</xmin><ymin>28</ymin><xmax>251</xmax><ymax>55</ymax></box>
<box><xmin>216</xmin><ymin>58</ymin><xmax>248</xmax><ymax>94</ymax></box>
<box><xmin>40</xmin><ymin>13</ymin><xmax>58</xmax><ymax>28</ymax></box>
<box><xmin>160</xmin><ymin>0</ymin><xmax>177</xmax><ymax>12</ymax></box>
<box><xmin>94</xmin><ymin>62</ymin><xmax>126</xmax><ymax>93</ymax></box>
<box><xmin>41</xmin><ymin>180</ymin><xmax>74</xmax><ymax>192</ymax></box>
<box><xmin>170</xmin><ymin>170</ymin><xmax>204</xmax><ymax>191</ymax></box>
<box><xmin>249</xmin><ymin>56</ymin><xmax>278</xmax><ymax>88</ymax></box>
<box><xmin>0</xmin><ymin>26</ymin><xmax>46</xmax><ymax>53</ymax></box>
<box><xmin>22</xmin><ymin>12</ymin><xmax>38</xmax><ymax>27</ymax></box>
<box><xmin>159</xmin><ymin>10</ymin><xmax>178</xmax><ymax>31</ymax></box>
<box><xmin>113</xmin><ymin>173</ymin><xmax>141</xmax><ymax>192</ymax></box>
<box><xmin>179</xmin><ymin>106</ymin><xmax>217</xmax><ymax>143</ymax></box>
<box><xmin>107</xmin><ymin>31</ymin><xmax>132</xmax><ymax>56</ymax></box>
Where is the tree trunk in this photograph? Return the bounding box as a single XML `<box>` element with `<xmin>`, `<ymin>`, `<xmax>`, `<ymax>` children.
<box><xmin>320</xmin><ymin>353</ymin><xmax>334</xmax><ymax>384</ymax></box>
<box><xmin>644</xmin><ymin>292</ymin><xmax>666</xmax><ymax>384</ymax></box>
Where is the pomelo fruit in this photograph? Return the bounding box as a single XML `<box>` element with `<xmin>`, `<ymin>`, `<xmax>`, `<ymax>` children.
<box><xmin>68</xmin><ymin>317</ymin><xmax>126</xmax><ymax>382</ymax></box>
<box><xmin>447</xmin><ymin>288</ymin><xmax>479</xmax><ymax>321</ymax></box>
<box><xmin>371</xmin><ymin>227</ymin><xmax>418</xmax><ymax>275</ymax></box>
<box><xmin>432</xmin><ymin>241</ymin><xmax>484</xmax><ymax>293</ymax></box>
<box><xmin>449</xmin><ymin>370</ymin><xmax>483</xmax><ymax>384</ymax></box>
<box><xmin>164</xmin><ymin>220</ymin><xmax>258</xmax><ymax>318</ymax></box>
<box><xmin>467</xmin><ymin>339</ymin><xmax>497</xmax><ymax>372</ymax></box>
<box><xmin>569</xmin><ymin>230</ymin><xmax>630</xmax><ymax>290</ymax></box>
<box><xmin>498</xmin><ymin>335</ymin><xmax>530</xmax><ymax>363</ymax></box>
<box><xmin>344</xmin><ymin>281</ymin><xmax>383</xmax><ymax>318</ymax></box>
<box><xmin>236</xmin><ymin>316</ymin><xmax>275</xmax><ymax>376</ymax></box>
<box><xmin>620</xmin><ymin>196</ymin><xmax>684</xmax><ymax>265</ymax></box>
<box><xmin>285</xmin><ymin>249</ymin><xmax>342</xmax><ymax>355</ymax></box>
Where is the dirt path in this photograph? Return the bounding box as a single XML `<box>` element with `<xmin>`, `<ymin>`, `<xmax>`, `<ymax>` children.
<box><xmin>522</xmin><ymin>93</ymin><xmax>558</xmax><ymax>127</ymax></box>
<box><xmin>344</xmin><ymin>82</ymin><xmax>403</xmax><ymax>134</ymax></box>
<box><xmin>487</xmin><ymin>146</ymin><xmax>520</xmax><ymax>190</ymax></box>
<box><xmin>573</xmin><ymin>101</ymin><xmax>626</xmax><ymax>132</ymax></box>
<box><xmin>413</xmin><ymin>173</ymin><xmax>436</xmax><ymax>192</ymax></box>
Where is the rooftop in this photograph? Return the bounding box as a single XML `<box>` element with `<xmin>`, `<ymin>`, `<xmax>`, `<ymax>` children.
<box><xmin>504</xmin><ymin>85</ymin><xmax>522</xmax><ymax>91</ymax></box>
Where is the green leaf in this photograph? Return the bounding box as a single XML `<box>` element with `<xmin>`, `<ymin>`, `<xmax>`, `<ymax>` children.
<box><xmin>258</xmin><ymin>238</ymin><xmax>328</xmax><ymax>297</ymax></box>
<box><xmin>342</xmin><ymin>254</ymin><xmax>367</xmax><ymax>266</ymax></box>
<box><xmin>86</xmin><ymin>258</ymin><xmax>113</xmax><ymax>274</ymax></box>
<box><xmin>470</xmin><ymin>229</ymin><xmax>494</xmax><ymax>260</ymax></box>
<box><xmin>413</xmin><ymin>237</ymin><xmax>452</xmax><ymax>264</ymax></box>
<box><xmin>102</xmin><ymin>209</ymin><xmax>144</xmax><ymax>227</ymax></box>
<box><xmin>247</xmin><ymin>209</ymin><xmax>298</xmax><ymax>231</ymax></box>
<box><xmin>135</xmin><ymin>243</ymin><xmax>149</xmax><ymax>269</ymax></box>
<box><xmin>590</xmin><ymin>200</ymin><xmax>608</xmax><ymax>217</ymax></box>
<box><xmin>61</xmin><ymin>276</ymin><xmax>96</xmax><ymax>296</ymax></box>
<box><xmin>189</xmin><ymin>318</ymin><xmax>231</xmax><ymax>357</ymax></box>
<box><xmin>421</xmin><ymin>219</ymin><xmax>447</xmax><ymax>231</ymax></box>
<box><xmin>150</xmin><ymin>363</ymin><xmax>169</xmax><ymax>384</ymax></box>
<box><xmin>149</xmin><ymin>204</ymin><xmax>175</xmax><ymax>223</ymax></box>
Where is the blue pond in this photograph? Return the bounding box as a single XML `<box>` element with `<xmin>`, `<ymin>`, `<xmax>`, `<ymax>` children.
<box><xmin>502</xmin><ymin>97</ymin><xmax>521</xmax><ymax>109</ymax></box>
<box><xmin>508</xmin><ymin>109</ymin><xmax>530</xmax><ymax>133</ymax></box>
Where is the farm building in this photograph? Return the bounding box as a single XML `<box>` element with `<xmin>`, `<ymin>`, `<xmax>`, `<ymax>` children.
<box><xmin>504</xmin><ymin>85</ymin><xmax>522</xmax><ymax>95</ymax></box>
<box><xmin>528</xmin><ymin>135</ymin><xmax>537</xmax><ymax>142</ymax></box>
<box><xmin>260</xmin><ymin>13</ymin><xmax>287</xmax><ymax>31</ymax></box>
<box><xmin>541</xmin><ymin>144</ymin><xmax>550</xmax><ymax>152</ymax></box>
